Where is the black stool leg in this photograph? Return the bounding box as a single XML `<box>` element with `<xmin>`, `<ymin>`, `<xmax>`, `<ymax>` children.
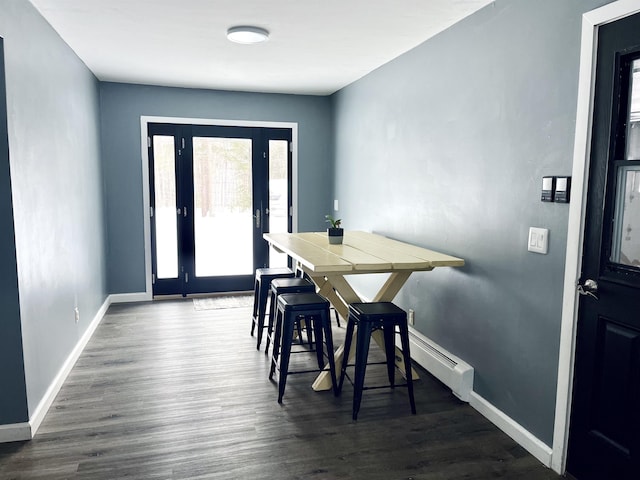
<box><xmin>398</xmin><ymin>321</ymin><xmax>416</xmax><ymax>415</ymax></box>
<box><xmin>277</xmin><ymin>311</ymin><xmax>296</xmax><ymax>403</ymax></box>
<box><xmin>255</xmin><ymin>281</ymin><xmax>270</xmax><ymax>348</ymax></box>
<box><xmin>338</xmin><ymin>315</ymin><xmax>357</xmax><ymax>393</ymax></box>
<box><xmin>382</xmin><ymin>320</ymin><xmax>397</xmax><ymax>388</ymax></box>
<box><xmin>251</xmin><ymin>278</ymin><xmax>260</xmax><ymax>336</ymax></box>
<box><xmin>269</xmin><ymin>306</ymin><xmax>284</xmax><ymax>380</ymax></box>
<box><xmin>313</xmin><ymin>315</ymin><xmax>325</xmax><ymax>369</ymax></box>
<box><xmin>329</xmin><ymin>287</ymin><xmax>341</xmax><ymax>328</ymax></box>
<box><xmin>322</xmin><ymin>312</ymin><xmax>338</xmax><ymax>396</ymax></box>
<box><xmin>353</xmin><ymin>321</ymin><xmax>372</xmax><ymax>421</ymax></box>
<box><xmin>264</xmin><ymin>288</ymin><xmax>277</xmax><ymax>352</ymax></box>
<box><xmin>297</xmin><ymin>316</ymin><xmax>306</xmax><ymax>345</ymax></box>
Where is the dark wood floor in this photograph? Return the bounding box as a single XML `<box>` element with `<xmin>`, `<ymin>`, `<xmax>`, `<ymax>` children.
<box><xmin>0</xmin><ymin>298</ymin><xmax>563</xmax><ymax>479</ymax></box>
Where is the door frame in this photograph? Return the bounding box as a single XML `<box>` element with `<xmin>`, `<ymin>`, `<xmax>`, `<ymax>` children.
<box><xmin>553</xmin><ymin>0</ymin><xmax>640</xmax><ymax>474</ymax></box>
<box><xmin>139</xmin><ymin>115</ymin><xmax>298</xmax><ymax>300</ymax></box>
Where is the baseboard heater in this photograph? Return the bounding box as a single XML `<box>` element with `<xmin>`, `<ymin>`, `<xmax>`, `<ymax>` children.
<box><xmin>408</xmin><ymin>328</ymin><xmax>474</xmax><ymax>402</ymax></box>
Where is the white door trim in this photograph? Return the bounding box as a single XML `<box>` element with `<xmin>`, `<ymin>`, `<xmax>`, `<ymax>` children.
<box><xmin>139</xmin><ymin>116</ymin><xmax>299</xmax><ymax>299</ymax></box>
<box><xmin>553</xmin><ymin>0</ymin><xmax>640</xmax><ymax>474</ymax></box>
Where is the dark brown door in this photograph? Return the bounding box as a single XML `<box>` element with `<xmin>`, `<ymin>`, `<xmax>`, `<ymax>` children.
<box><xmin>566</xmin><ymin>12</ymin><xmax>640</xmax><ymax>480</ymax></box>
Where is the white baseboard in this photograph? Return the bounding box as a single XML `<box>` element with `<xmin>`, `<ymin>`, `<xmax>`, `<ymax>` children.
<box><xmin>406</xmin><ymin>328</ymin><xmax>552</xmax><ymax>468</ymax></box>
<box><xmin>110</xmin><ymin>292</ymin><xmax>151</xmax><ymax>303</ymax></box>
<box><xmin>469</xmin><ymin>391</ymin><xmax>553</xmax><ymax>468</ymax></box>
<box><xmin>388</xmin><ymin>312</ymin><xmax>550</xmax><ymax>469</ymax></box>
<box><xmin>27</xmin><ymin>296</ymin><xmax>112</xmax><ymax>439</ymax></box>
<box><xmin>4</xmin><ymin>292</ymin><xmax>147</xmax><ymax>442</ymax></box>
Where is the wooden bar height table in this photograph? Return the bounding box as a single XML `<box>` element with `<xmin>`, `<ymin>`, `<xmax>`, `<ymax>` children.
<box><xmin>263</xmin><ymin>231</ymin><xmax>464</xmax><ymax>391</ymax></box>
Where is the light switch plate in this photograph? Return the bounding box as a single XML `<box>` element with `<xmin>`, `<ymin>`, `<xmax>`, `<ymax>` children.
<box><xmin>528</xmin><ymin>227</ymin><xmax>549</xmax><ymax>254</ymax></box>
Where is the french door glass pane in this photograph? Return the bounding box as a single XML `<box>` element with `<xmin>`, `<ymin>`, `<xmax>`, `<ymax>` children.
<box><xmin>627</xmin><ymin>59</ymin><xmax>640</xmax><ymax>160</ymax></box>
<box><xmin>612</xmin><ymin>58</ymin><xmax>640</xmax><ymax>268</ymax></box>
<box><xmin>153</xmin><ymin>136</ymin><xmax>178</xmax><ymax>279</ymax></box>
<box><xmin>268</xmin><ymin>140</ymin><xmax>288</xmax><ymax>267</ymax></box>
<box><xmin>611</xmin><ymin>166</ymin><xmax>640</xmax><ymax>267</ymax></box>
<box><xmin>193</xmin><ymin>137</ymin><xmax>253</xmax><ymax>276</ymax></box>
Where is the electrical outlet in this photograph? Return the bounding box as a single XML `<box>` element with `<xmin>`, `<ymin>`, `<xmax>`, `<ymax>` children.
<box><xmin>74</xmin><ymin>307</ymin><xmax>80</xmax><ymax>324</ymax></box>
<box><xmin>408</xmin><ymin>309</ymin><xmax>415</xmax><ymax>326</ymax></box>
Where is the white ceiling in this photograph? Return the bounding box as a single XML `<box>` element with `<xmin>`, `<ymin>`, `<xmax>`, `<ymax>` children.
<box><xmin>28</xmin><ymin>0</ymin><xmax>493</xmax><ymax>96</ymax></box>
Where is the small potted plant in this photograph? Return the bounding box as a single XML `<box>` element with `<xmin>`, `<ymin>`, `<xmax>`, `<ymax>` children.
<box><xmin>325</xmin><ymin>214</ymin><xmax>344</xmax><ymax>244</ymax></box>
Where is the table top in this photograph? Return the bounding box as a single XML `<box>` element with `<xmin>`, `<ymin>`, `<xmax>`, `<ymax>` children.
<box><xmin>263</xmin><ymin>231</ymin><xmax>464</xmax><ymax>275</ymax></box>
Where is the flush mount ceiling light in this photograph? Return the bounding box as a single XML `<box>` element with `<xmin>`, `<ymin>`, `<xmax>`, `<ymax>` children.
<box><xmin>227</xmin><ymin>26</ymin><xmax>269</xmax><ymax>44</ymax></box>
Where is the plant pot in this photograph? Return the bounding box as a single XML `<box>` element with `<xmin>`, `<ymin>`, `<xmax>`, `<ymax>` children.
<box><xmin>327</xmin><ymin>227</ymin><xmax>344</xmax><ymax>244</ymax></box>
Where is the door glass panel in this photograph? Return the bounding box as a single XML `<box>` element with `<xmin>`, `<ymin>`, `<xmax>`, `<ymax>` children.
<box><xmin>611</xmin><ymin>166</ymin><xmax>640</xmax><ymax>267</ymax></box>
<box><xmin>153</xmin><ymin>136</ymin><xmax>178</xmax><ymax>279</ymax></box>
<box><xmin>193</xmin><ymin>137</ymin><xmax>253</xmax><ymax>277</ymax></box>
<box><xmin>627</xmin><ymin>59</ymin><xmax>640</xmax><ymax>160</ymax></box>
<box><xmin>268</xmin><ymin>140</ymin><xmax>289</xmax><ymax>267</ymax></box>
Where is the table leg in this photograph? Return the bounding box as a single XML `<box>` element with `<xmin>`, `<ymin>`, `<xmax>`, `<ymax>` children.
<box><xmin>372</xmin><ymin>271</ymin><xmax>422</xmax><ymax>379</ymax></box>
<box><xmin>373</xmin><ymin>271</ymin><xmax>428</xmax><ymax>302</ymax></box>
<box><xmin>310</xmin><ymin>272</ymin><xmax>419</xmax><ymax>391</ymax></box>
<box><xmin>309</xmin><ymin>274</ymin><xmax>359</xmax><ymax>391</ymax></box>
<box><xmin>312</xmin><ymin>331</ymin><xmax>355</xmax><ymax>391</ymax></box>
<box><xmin>310</xmin><ymin>274</ymin><xmax>349</xmax><ymax>320</ymax></box>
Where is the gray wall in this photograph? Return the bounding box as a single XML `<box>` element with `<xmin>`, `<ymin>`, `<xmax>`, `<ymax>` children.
<box><xmin>1</xmin><ymin>0</ymin><xmax>107</xmax><ymax>419</ymax></box>
<box><xmin>100</xmin><ymin>83</ymin><xmax>333</xmax><ymax>294</ymax></box>
<box><xmin>0</xmin><ymin>37</ymin><xmax>28</xmax><ymax>425</ymax></box>
<box><xmin>332</xmin><ymin>0</ymin><xmax>612</xmax><ymax>445</ymax></box>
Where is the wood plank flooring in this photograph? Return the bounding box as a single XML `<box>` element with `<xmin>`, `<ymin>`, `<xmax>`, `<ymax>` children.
<box><xmin>0</xmin><ymin>298</ymin><xmax>563</xmax><ymax>479</ymax></box>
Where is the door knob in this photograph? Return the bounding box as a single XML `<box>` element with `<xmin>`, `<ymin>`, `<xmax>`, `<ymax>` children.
<box><xmin>577</xmin><ymin>279</ymin><xmax>598</xmax><ymax>299</ymax></box>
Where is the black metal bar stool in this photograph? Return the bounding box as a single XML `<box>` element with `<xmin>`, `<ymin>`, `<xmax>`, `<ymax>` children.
<box><xmin>269</xmin><ymin>292</ymin><xmax>338</xmax><ymax>403</ymax></box>
<box><xmin>338</xmin><ymin>302</ymin><xmax>416</xmax><ymax>420</ymax></box>
<box><xmin>264</xmin><ymin>277</ymin><xmax>316</xmax><ymax>353</ymax></box>
<box><xmin>251</xmin><ymin>267</ymin><xmax>294</xmax><ymax>348</ymax></box>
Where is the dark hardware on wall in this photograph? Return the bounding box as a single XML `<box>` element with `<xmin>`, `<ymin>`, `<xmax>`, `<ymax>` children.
<box><xmin>541</xmin><ymin>176</ymin><xmax>555</xmax><ymax>202</ymax></box>
<box><xmin>554</xmin><ymin>176</ymin><xmax>571</xmax><ymax>203</ymax></box>
<box><xmin>540</xmin><ymin>176</ymin><xmax>571</xmax><ymax>203</ymax></box>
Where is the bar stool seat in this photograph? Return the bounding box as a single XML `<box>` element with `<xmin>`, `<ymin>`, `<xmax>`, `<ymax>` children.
<box><xmin>264</xmin><ymin>277</ymin><xmax>316</xmax><ymax>353</ymax></box>
<box><xmin>251</xmin><ymin>267</ymin><xmax>294</xmax><ymax>349</ymax></box>
<box><xmin>338</xmin><ymin>302</ymin><xmax>416</xmax><ymax>420</ymax></box>
<box><xmin>269</xmin><ymin>293</ymin><xmax>338</xmax><ymax>403</ymax></box>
